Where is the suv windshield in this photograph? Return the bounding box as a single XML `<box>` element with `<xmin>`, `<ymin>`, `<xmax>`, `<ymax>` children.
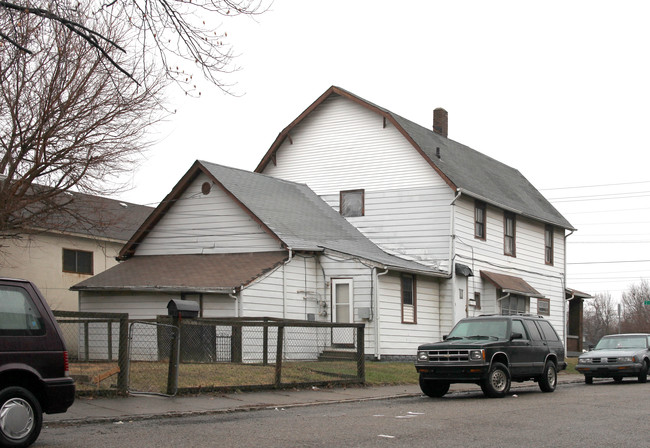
<box><xmin>595</xmin><ymin>336</ymin><xmax>647</xmax><ymax>350</ymax></box>
<box><xmin>447</xmin><ymin>319</ymin><xmax>508</xmax><ymax>340</ymax></box>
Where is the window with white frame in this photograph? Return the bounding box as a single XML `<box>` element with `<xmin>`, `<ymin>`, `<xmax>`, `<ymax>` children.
<box><xmin>401</xmin><ymin>274</ymin><xmax>416</xmax><ymax>324</ymax></box>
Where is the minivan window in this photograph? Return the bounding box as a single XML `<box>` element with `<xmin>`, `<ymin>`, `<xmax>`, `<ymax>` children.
<box><xmin>537</xmin><ymin>320</ymin><xmax>559</xmax><ymax>341</ymax></box>
<box><xmin>0</xmin><ymin>285</ymin><xmax>45</xmax><ymax>335</ymax></box>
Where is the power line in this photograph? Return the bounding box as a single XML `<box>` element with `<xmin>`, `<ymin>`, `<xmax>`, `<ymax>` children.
<box><xmin>540</xmin><ymin>180</ymin><xmax>650</xmax><ymax>191</ymax></box>
<box><xmin>567</xmin><ymin>259</ymin><xmax>650</xmax><ymax>265</ymax></box>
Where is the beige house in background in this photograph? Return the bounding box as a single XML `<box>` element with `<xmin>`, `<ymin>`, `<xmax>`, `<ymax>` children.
<box><xmin>0</xmin><ymin>192</ymin><xmax>151</xmax><ymax>311</ymax></box>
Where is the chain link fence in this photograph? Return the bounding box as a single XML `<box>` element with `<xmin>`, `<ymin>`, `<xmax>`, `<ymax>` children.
<box><xmin>54</xmin><ymin>312</ymin><xmax>365</xmax><ymax>396</ymax></box>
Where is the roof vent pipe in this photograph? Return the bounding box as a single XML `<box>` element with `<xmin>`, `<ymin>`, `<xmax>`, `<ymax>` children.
<box><xmin>436</xmin><ymin>147</ymin><xmax>441</xmax><ymax>159</ymax></box>
<box><xmin>433</xmin><ymin>108</ymin><xmax>448</xmax><ymax>138</ymax></box>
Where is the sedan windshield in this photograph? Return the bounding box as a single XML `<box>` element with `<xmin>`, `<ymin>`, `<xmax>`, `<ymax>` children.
<box><xmin>595</xmin><ymin>336</ymin><xmax>647</xmax><ymax>350</ymax></box>
<box><xmin>448</xmin><ymin>320</ymin><xmax>508</xmax><ymax>340</ymax></box>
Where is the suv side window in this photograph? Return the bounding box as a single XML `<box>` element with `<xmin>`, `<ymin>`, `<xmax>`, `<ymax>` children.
<box><xmin>524</xmin><ymin>320</ymin><xmax>543</xmax><ymax>341</ymax></box>
<box><xmin>0</xmin><ymin>285</ymin><xmax>45</xmax><ymax>336</ymax></box>
<box><xmin>511</xmin><ymin>319</ymin><xmax>528</xmax><ymax>339</ymax></box>
<box><xmin>537</xmin><ymin>320</ymin><xmax>560</xmax><ymax>341</ymax></box>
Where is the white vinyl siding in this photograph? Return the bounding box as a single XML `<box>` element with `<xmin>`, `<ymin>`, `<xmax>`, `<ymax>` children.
<box><xmin>262</xmin><ymin>95</ymin><xmax>453</xmax><ymax>267</ymax></box>
<box><xmin>453</xmin><ymin>195</ymin><xmax>566</xmax><ymax>340</ymax></box>
<box><xmin>136</xmin><ymin>173</ymin><xmax>282</xmax><ymax>255</ymax></box>
<box><xmin>378</xmin><ymin>273</ymin><xmax>442</xmax><ymax>356</ymax></box>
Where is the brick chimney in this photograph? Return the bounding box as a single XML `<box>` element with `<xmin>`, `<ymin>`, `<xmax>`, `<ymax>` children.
<box><xmin>433</xmin><ymin>108</ymin><xmax>448</xmax><ymax>138</ymax></box>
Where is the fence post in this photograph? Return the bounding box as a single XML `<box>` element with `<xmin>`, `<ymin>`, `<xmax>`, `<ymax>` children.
<box><xmin>167</xmin><ymin>317</ymin><xmax>180</xmax><ymax>395</ymax></box>
<box><xmin>107</xmin><ymin>321</ymin><xmax>113</xmax><ymax>362</ymax></box>
<box><xmin>117</xmin><ymin>315</ymin><xmax>129</xmax><ymax>394</ymax></box>
<box><xmin>356</xmin><ymin>325</ymin><xmax>365</xmax><ymax>383</ymax></box>
<box><xmin>274</xmin><ymin>325</ymin><xmax>284</xmax><ymax>387</ymax></box>
<box><xmin>83</xmin><ymin>321</ymin><xmax>89</xmax><ymax>361</ymax></box>
<box><xmin>231</xmin><ymin>325</ymin><xmax>243</xmax><ymax>363</ymax></box>
<box><xmin>262</xmin><ymin>318</ymin><xmax>269</xmax><ymax>366</ymax></box>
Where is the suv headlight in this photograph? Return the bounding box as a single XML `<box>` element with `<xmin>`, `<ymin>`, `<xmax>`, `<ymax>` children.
<box><xmin>469</xmin><ymin>349</ymin><xmax>485</xmax><ymax>361</ymax></box>
<box><xmin>579</xmin><ymin>357</ymin><xmax>592</xmax><ymax>364</ymax></box>
<box><xmin>418</xmin><ymin>351</ymin><xmax>429</xmax><ymax>361</ymax></box>
<box><xmin>617</xmin><ymin>356</ymin><xmax>634</xmax><ymax>363</ymax></box>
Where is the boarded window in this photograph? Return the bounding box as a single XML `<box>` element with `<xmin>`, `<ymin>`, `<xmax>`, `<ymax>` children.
<box><xmin>340</xmin><ymin>190</ymin><xmax>364</xmax><ymax>217</ymax></box>
<box><xmin>63</xmin><ymin>249</ymin><xmax>93</xmax><ymax>275</ymax></box>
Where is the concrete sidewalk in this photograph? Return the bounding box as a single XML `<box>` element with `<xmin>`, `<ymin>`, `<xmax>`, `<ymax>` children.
<box><xmin>44</xmin><ymin>373</ymin><xmax>586</xmax><ymax>426</ymax></box>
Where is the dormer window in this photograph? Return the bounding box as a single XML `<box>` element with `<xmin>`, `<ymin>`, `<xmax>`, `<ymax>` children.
<box><xmin>340</xmin><ymin>189</ymin><xmax>364</xmax><ymax>217</ymax></box>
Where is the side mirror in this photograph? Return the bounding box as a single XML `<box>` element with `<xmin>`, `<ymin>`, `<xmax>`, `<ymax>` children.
<box><xmin>510</xmin><ymin>332</ymin><xmax>523</xmax><ymax>341</ymax></box>
<box><xmin>442</xmin><ymin>335</ymin><xmax>448</xmax><ymax>341</ymax></box>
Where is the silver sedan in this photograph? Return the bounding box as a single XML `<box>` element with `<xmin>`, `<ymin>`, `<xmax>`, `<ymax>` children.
<box><xmin>577</xmin><ymin>333</ymin><xmax>650</xmax><ymax>384</ymax></box>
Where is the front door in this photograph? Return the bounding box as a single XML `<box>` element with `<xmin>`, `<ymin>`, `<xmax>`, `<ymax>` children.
<box><xmin>332</xmin><ymin>279</ymin><xmax>353</xmax><ymax>345</ymax></box>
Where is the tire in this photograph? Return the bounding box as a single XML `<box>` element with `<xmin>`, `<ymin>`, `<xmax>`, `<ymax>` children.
<box><xmin>638</xmin><ymin>359</ymin><xmax>649</xmax><ymax>383</ymax></box>
<box><xmin>538</xmin><ymin>361</ymin><xmax>557</xmax><ymax>393</ymax></box>
<box><xmin>613</xmin><ymin>377</ymin><xmax>623</xmax><ymax>384</ymax></box>
<box><xmin>0</xmin><ymin>386</ymin><xmax>43</xmax><ymax>448</ymax></box>
<box><xmin>481</xmin><ymin>362</ymin><xmax>511</xmax><ymax>398</ymax></box>
<box><xmin>419</xmin><ymin>375</ymin><xmax>450</xmax><ymax>398</ymax></box>
<box><xmin>585</xmin><ymin>375</ymin><xmax>593</xmax><ymax>385</ymax></box>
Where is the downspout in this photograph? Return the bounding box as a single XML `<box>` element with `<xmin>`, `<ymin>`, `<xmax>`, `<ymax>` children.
<box><xmin>563</xmin><ymin>230</ymin><xmax>574</xmax><ymax>350</ymax></box>
<box><xmin>449</xmin><ymin>190</ymin><xmax>462</xmax><ymax>327</ymax></box>
<box><xmin>229</xmin><ymin>290</ymin><xmax>239</xmax><ymax>317</ymax></box>
<box><xmin>374</xmin><ymin>268</ymin><xmax>389</xmax><ymax>360</ymax></box>
<box><xmin>283</xmin><ymin>248</ymin><xmax>293</xmax><ymax>319</ymax></box>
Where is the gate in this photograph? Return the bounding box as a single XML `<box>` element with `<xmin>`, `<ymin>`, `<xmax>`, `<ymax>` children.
<box><xmin>128</xmin><ymin>321</ymin><xmax>180</xmax><ymax>396</ymax></box>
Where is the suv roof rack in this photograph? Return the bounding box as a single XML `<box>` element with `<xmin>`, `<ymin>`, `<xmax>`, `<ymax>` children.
<box><xmin>477</xmin><ymin>314</ymin><xmax>545</xmax><ymax>318</ymax></box>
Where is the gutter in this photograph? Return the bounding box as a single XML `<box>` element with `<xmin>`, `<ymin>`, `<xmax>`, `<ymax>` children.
<box><xmin>374</xmin><ymin>268</ymin><xmax>389</xmax><ymax>360</ymax></box>
<box><xmin>563</xmin><ymin>229</ymin><xmax>575</xmax><ymax>350</ymax></box>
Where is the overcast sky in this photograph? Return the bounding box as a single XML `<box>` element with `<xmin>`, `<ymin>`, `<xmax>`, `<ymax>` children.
<box><xmin>118</xmin><ymin>0</ymin><xmax>650</xmax><ymax>302</ymax></box>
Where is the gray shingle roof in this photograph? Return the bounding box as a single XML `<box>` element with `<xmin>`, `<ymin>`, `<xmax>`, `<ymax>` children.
<box><xmin>200</xmin><ymin>161</ymin><xmax>442</xmax><ymax>274</ymax></box>
<box><xmin>256</xmin><ymin>86</ymin><xmax>573</xmax><ymax>230</ymax></box>
<box><xmin>72</xmin><ymin>252</ymin><xmax>288</xmax><ymax>292</ymax></box>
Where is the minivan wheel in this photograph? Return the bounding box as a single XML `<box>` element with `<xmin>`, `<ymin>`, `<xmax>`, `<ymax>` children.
<box><xmin>419</xmin><ymin>375</ymin><xmax>450</xmax><ymax>398</ymax></box>
<box><xmin>585</xmin><ymin>375</ymin><xmax>593</xmax><ymax>385</ymax></box>
<box><xmin>0</xmin><ymin>387</ymin><xmax>42</xmax><ymax>448</ymax></box>
<box><xmin>481</xmin><ymin>362</ymin><xmax>511</xmax><ymax>398</ymax></box>
<box><xmin>538</xmin><ymin>361</ymin><xmax>557</xmax><ymax>393</ymax></box>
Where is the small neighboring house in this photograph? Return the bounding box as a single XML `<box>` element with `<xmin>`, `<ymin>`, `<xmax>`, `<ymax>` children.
<box><xmin>0</xmin><ymin>192</ymin><xmax>152</xmax><ymax>311</ymax></box>
<box><xmin>73</xmin><ymin>86</ymin><xmax>582</xmax><ymax>358</ymax></box>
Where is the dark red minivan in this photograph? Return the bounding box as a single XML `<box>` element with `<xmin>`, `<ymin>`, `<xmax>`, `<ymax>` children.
<box><xmin>0</xmin><ymin>278</ymin><xmax>75</xmax><ymax>447</ymax></box>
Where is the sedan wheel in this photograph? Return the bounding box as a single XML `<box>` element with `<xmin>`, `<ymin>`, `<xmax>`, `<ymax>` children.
<box><xmin>638</xmin><ymin>360</ymin><xmax>649</xmax><ymax>383</ymax></box>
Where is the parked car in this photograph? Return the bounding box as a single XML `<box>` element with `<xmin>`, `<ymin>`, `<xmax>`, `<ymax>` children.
<box><xmin>415</xmin><ymin>314</ymin><xmax>566</xmax><ymax>398</ymax></box>
<box><xmin>0</xmin><ymin>278</ymin><xmax>75</xmax><ymax>448</ymax></box>
<box><xmin>576</xmin><ymin>333</ymin><xmax>650</xmax><ymax>384</ymax></box>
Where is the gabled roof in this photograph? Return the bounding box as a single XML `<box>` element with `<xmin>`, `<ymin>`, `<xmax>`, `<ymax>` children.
<box><xmin>121</xmin><ymin>161</ymin><xmax>444</xmax><ymax>276</ymax></box>
<box><xmin>72</xmin><ymin>252</ymin><xmax>288</xmax><ymax>293</ymax></box>
<box><xmin>255</xmin><ymin>86</ymin><xmax>574</xmax><ymax>231</ymax></box>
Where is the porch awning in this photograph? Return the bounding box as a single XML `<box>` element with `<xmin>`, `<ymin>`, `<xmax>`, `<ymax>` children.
<box><xmin>480</xmin><ymin>270</ymin><xmax>545</xmax><ymax>298</ymax></box>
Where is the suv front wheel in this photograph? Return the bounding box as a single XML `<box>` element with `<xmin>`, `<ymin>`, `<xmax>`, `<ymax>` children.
<box><xmin>419</xmin><ymin>376</ymin><xmax>450</xmax><ymax>398</ymax></box>
<box><xmin>481</xmin><ymin>362</ymin><xmax>510</xmax><ymax>398</ymax></box>
<box><xmin>481</xmin><ymin>362</ymin><xmax>511</xmax><ymax>398</ymax></box>
<box><xmin>0</xmin><ymin>386</ymin><xmax>43</xmax><ymax>448</ymax></box>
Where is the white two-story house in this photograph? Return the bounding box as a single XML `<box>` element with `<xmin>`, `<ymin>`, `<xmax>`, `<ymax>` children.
<box><xmin>73</xmin><ymin>86</ymin><xmax>576</xmax><ymax>359</ymax></box>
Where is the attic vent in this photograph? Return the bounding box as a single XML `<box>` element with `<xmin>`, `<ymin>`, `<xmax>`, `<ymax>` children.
<box><xmin>201</xmin><ymin>182</ymin><xmax>211</xmax><ymax>195</ymax></box>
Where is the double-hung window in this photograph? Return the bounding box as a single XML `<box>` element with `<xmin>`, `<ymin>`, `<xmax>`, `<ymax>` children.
<box><xmin>504</xmin><ymin>212</ymin><xmax>516</xmax><ymax>257</ymax></box>
<box><xmin>475</xmin><ymin>200</ymin><xmax>486</xmax><ymax>240</ymax></box>
<box><xmin>544</xmin><ymin>225</ymin><xmax>554</xmax><ymax>265</ymax></box>
<box><xmin>63</xmin><ymin>249</ymin><xmax>93</xmax><ymax>275</ymax></box>
<box><xmin>401</xmin><ymin>274</ymin><xmax>416</xmax><ymax>324</ymax></box>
